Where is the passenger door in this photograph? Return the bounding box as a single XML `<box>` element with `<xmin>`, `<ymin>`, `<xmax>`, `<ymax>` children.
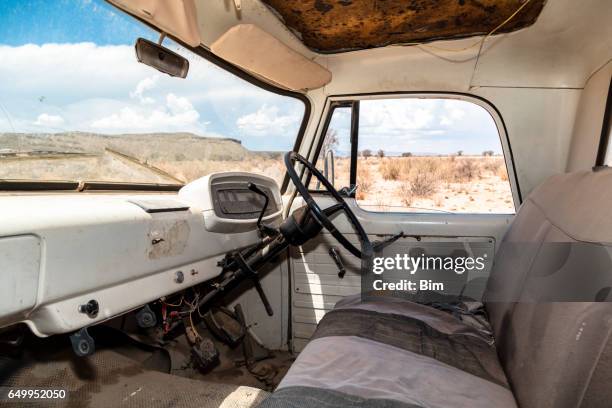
<box><xmin>290</xmin><ymin>95</ymin><xmax>520</xmax><ymax>351</ymax></box>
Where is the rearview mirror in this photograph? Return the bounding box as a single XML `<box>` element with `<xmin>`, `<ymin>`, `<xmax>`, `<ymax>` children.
<box><xmin>134</xmin><ymin>38</ymin><xmax>189</xmax><ymax>78</ymax></box>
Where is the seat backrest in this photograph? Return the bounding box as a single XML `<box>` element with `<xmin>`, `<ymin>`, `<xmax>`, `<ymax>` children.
<box><xmin>485</xmin><ymin>169</ymin><xmax>612</xmax><ymax>408</ymax></box>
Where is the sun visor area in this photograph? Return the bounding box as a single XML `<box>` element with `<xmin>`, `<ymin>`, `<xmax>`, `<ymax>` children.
<box><xmin>211</xmin><ymin>24</ymin><xmax>331</xmax><ymax>92</ymax></box>
<box><xmin>107</xmin><ymin>0</ymin><xmax>200</xmax><ymax>47</ymax></box>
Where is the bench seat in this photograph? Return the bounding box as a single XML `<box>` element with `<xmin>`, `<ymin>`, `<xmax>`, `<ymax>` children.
<box><xmin>260</xmin><ymin>169</ymin><xmax>612</xmax><ymax>408</ymax></box>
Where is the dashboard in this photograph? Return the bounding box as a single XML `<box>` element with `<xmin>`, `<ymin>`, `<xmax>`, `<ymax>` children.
<box><xmin>0</xmin><ymin>172</ymin><xmax>282</xmax><ymax>337</ymax></box>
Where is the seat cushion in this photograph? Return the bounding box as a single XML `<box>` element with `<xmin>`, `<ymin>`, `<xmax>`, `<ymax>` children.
<box><xmin>260</xmin><ymin>296</ymin><xmax>517</xmax><ymax>408</ymax></box>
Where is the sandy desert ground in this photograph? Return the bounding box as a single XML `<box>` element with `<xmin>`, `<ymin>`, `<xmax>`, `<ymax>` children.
<box><xmin>324</xmin><ymin>156</ymin><xmax>514</xmax><ymax>214</ymax></box>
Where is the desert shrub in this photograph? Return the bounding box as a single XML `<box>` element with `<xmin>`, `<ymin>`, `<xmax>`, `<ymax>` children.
<box><xmin>454</xmin><ymin>159</ymin><xmax>480</xmax><ymax>182</ymax></box>
<box><xmin>421</xmin><ymin>157</ymin><xmax>441</xmax><ymax>174</ymax></box>
<box><xmin>497</xmin><ymin>163</ymin><xmax>509</xmax><ymax>181</ymax></box>
<box><xmin>409</xmin><ymin>172</ymin><xmax>438</xmax><ymax>198</ymax></box>
<box><xmin>356</xmin><ymin>165</ymin><xmax>372</xmax><ymax>200</ymax></box>
<box><xmin>380</xmin><ymin>159</ymin><xmax>402</xmax><ymax>180</ymax></box>
<box><xmin>481</xmin><ymin>157</ymin><xmax>499</xmax><ymax>173</ymax></box>
<box><xmin>361</xmin><ymin>149</ymin><xmax>372</xmax><ymax>158</ymax></box>
<box><xmin>477</xmin><ymin>157</ymin><xmax>509</xmax><ymax>181</ymax></box>
<box><xmin>358</xmin><ymin>165</ymin><xmax>372</xmax><ymax>191</ymax></box>
<box><xmin>401</xmin><ymin>152</ymin><xmax>413</xmax><ymax>157</ymax></box>
<box><xmin>399</xmin><ymin>182</ymin><xmax>413</xmax><ymax>206</ymax></box>
<box><xmin>377</xmin><ymin>149</ymin><xmax>385</xmax><ymax>158</ymax></box>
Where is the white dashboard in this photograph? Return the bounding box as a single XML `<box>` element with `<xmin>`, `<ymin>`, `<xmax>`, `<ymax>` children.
<box><xmin>0</xmin><ymin>172</ymin><xmax>282</xmax><ymax>337</ymax></box>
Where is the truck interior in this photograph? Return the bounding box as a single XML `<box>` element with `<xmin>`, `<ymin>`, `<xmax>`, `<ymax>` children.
<box><xmin>1</xmin><ymin>0</ymin><xmax>611</xmax><ymax>407</ymax></box>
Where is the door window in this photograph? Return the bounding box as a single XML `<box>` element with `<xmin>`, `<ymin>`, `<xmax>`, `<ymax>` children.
<box><xmin>312</xmin><ymin>97</ymin><xmax>515</xmax><ymax>214</ymax></box>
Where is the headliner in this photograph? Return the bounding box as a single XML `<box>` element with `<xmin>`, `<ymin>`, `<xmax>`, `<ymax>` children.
<box><xmin>261</xmin><ymin>0</ymin><xmax>547</xmax><ymax>53</ymax></box>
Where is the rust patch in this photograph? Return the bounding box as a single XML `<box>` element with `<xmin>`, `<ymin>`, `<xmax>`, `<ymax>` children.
<box><xmin>262</xmin><ymin>0</ymin><xmax>547</xmax><ymax>53</ymax></box>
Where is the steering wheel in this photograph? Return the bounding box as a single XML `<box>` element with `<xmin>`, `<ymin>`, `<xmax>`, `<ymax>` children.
<box><xmin>284</xmin><ymin>151</ymin><xmax>372</xmax><ymax>259</ymax></box>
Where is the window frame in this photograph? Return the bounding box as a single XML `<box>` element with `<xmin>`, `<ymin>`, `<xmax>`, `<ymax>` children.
<box><xmin>305</xmin><ymin>101</ymin><xmax>355</xmax><ymax>194</ymax></box>
<box><xmin>307</xmin><ymin>92</ymin><xmax>522</xmax><ymax>213</ymax></box>
<box><xmin>595</xmin><ymin>76</ymin><xmax>612</xmax><ymax>167</ymax></box>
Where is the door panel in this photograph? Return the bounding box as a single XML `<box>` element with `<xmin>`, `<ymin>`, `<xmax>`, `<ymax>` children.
<box><xmin>290</xmin><ymin>195</ymin><xmax>513</xmax><ymax>351</ymax></box>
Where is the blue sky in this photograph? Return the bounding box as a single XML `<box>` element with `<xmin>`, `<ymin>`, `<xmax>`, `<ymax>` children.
<box><xmin>0</xmin><ymin>0</ymin><xmax>502</xmax><ymax>155</ymax></box>
<box><xmin>0</xmin><ymin>0</ymin><xmax>152</xmax><ymax>45</ymax></box>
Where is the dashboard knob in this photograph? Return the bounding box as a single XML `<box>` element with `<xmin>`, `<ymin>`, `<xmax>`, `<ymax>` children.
<box><xmin>78</xmin><ymin>299</ymin><xmax>99</xmax><ymax>318</ymax></box>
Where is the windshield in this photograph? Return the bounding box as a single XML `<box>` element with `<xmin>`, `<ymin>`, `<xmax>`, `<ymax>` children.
<box><xmin>0</xmin><ymin>0</ymin><xmax>305</xmax><ymax>188</ymax></box>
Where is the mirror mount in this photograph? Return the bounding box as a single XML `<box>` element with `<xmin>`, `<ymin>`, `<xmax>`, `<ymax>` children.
<box><xmin>134</xmin><ymin>37</ymin><xmax>189</xmax><ymax>78</ymax></box>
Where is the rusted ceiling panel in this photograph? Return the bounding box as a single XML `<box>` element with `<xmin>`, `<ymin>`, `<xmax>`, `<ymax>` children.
<box><xmin>262</xmin><ymin>0</ymin><xmax>547</xmax><ymax>53</ymax></box>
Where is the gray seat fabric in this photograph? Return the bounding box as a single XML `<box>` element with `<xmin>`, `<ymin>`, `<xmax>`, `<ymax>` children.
<box><xmin>261</xmin><ymin>295</ymin><xmax>516</xmax><ymax>408</ymax></box>
<box><xmin>260</xmin><ymin>169</ymin><xmax>612</xmax><ymax>408</ymax></box>
<box><xmin>484</xmin><ymin>169</ymin><xmax>612</xmax><ymax>408</ymax></box>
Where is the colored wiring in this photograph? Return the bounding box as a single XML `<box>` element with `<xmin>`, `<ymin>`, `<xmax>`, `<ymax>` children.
<box><xmin>161</xmin><ymin>296</ymin><xmax>184</xmax><ymax>307</ymax></box>
<box><xmin>160</xmin><ymin>288</ymin><xmax>206</xmax><ymax>340</ymax></box>
<box><xmin>189</xmin><ymin>311</ymin><xmax>202</xmax><ymax>340</ymax></box>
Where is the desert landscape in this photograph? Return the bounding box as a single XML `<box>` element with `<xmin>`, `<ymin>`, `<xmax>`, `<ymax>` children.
<box><xmin>351</xmin><ymin>154</ymin><xmax>514</xmax><ymax>213</ymax></box>
<box><xmin>0</xmin><ymin>132</ymin><xmax>286</xmax><ymax>185</ymax></box>
<box><xmin>0</xmin><ymin>132</ymin><xmax>514</xmax><ymax>213</ymax></box>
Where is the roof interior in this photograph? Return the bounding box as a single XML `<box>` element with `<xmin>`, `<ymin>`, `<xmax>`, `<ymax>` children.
<box><xmin>261</xmin><ymin>0</ymin><xmax>547</xmax><ymax>53</ymax></box>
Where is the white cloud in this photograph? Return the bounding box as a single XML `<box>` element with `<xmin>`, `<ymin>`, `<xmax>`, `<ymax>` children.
<box><xmin>236</xmin><ymin>104</ymin><xmax>300</xmax><ymax>137</ymax></box>
<box><xmin>0</xmin><ymin>42</ymin><xmax>305</xmax><ymax>150</ymax></box>
<box><xmin>362</xmin><ymin>99</ymin><xmax>435</xmax><ymax>130</ymax></box>
<box><xmin>90</xmin><ymin>93</ymin><xmax>201</xmax><ymax>133</ymax></box>
<box><xmin>354</xmin><ymin>98</ymin><xmax>502</xmax><ymax>155</ymax></box>
<box><xmin>439</xmin><ymin>100</ymin><xmax>466</xmax><ymax>126</ymax></box>
<box><xmin>130</xmin><ymin>75</ymin><xmax>159</xmax><ymax>104</ymax></box>
<box><xmin>166</xmin><ymin>93</ymin><xmax>194</xmax><ymax>115</ymax></box>
<box><xmin>34</xmin><ymin>113</ymin><xmax>65</xmax><ymax>127</ymax></box>
<box><xmin>0</xmin><ymin>43</ymin><xmax>148</xmax><ymax>103</ymax></box>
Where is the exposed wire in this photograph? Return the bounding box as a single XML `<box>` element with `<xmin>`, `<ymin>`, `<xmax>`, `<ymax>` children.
<box><xmin>161</xmin><ymin>296</ymin><xmax>184</xmax><ymax>307</ymax></box>
<box><xmin>396</xmin><ymin>0</ymin><xmax>533</xmax><ymax>53</ymax></box>
<box><xmin>182</xmin><ymin>289</ymin><xmax>200</xmax><ymax>310</ymax></box>
<box><xmin>197</xmin><ymin>302</ymin><xmax>208</xmax><ymax>318</ymax></box>
<box><xmin>189</xmin><ymin>311</ymin><xmax>202</xmax><ymax>340</ymax></box>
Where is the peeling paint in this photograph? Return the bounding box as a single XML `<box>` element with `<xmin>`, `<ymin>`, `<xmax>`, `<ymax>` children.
<box><xmin>148</xmin><ymin>219</ymin><xmax>191</xmax><ymax>259</ymax></box>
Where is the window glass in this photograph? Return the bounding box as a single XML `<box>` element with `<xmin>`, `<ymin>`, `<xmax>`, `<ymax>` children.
<box><xmin>0</xmin><ymin>0</ymin><xmax>304</xmax><ymax>187</ymax></box>
<box><xmin>355</xmin><ymin>98</ymin><xmax>514</xmax><ymax>213</ymax></box>
<box><xmin>309</xmin><ymin>106</ymin><xmax>351</xmax><ymax>191</ymax></box>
